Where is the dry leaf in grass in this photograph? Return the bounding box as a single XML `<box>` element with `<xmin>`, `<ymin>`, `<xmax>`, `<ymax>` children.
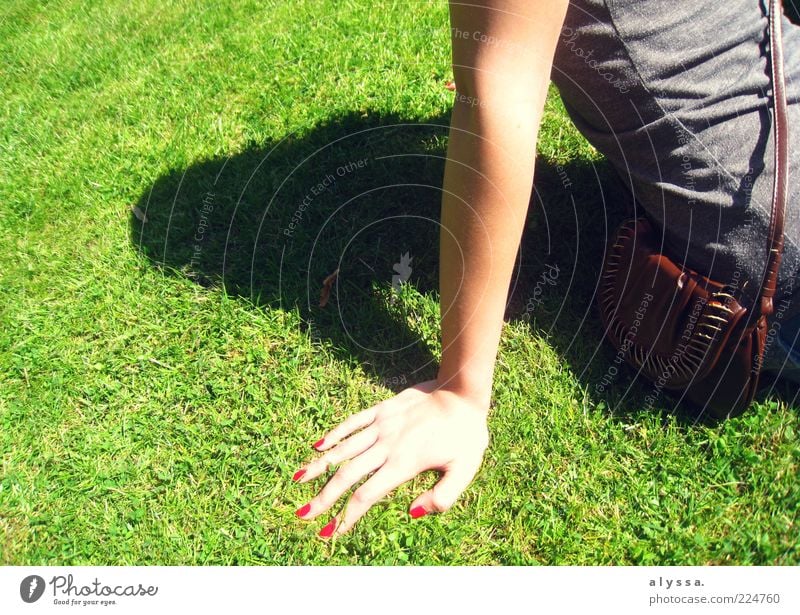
<box><xmin>319</xmin><ymin>267</ymin><xmax>340</xmax><ymax>308</ymax></box>
<box><xmin>131</xmin><ymin>205</ymin><xmax>148</xmax><ymax>223</ymax></box>
<box><xmin>444</xmin><ymin>80</ymin><xmax>456</xmax><ymax>91</ymax></box>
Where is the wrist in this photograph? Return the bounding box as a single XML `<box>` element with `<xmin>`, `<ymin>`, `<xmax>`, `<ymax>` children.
<box><xmin>435</xmin><ymin>369</ymin><xmax>493</xmax><ymax>410</ymax></box>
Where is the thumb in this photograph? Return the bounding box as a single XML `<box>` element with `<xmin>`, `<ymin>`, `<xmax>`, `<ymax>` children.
<box><xmin>408</xmin><ymin>461</ymin><xmax>479</xmax><ymax>518</ymax></box>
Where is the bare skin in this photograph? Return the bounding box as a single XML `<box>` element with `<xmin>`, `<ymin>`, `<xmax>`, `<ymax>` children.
<box><xmin>293</xmin><ymin>0</ymin><xmax>570</xmax><ymax>537</ymax></box>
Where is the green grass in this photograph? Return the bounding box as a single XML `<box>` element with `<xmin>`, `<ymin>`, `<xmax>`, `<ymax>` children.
<box><xmin>1</xmin><ymin>0</ymin><xmax>797</xmax><ymax>565</ymax></box>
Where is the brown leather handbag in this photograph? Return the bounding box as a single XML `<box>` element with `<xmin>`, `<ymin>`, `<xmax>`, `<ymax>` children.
<box><xmin>597</xmin><ymin>0</ymin><xmax>790</xmax><ymax>420</ymax></box>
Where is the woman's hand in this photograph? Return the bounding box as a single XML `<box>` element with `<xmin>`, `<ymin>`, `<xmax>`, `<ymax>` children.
<box><xmin>292</xmin><ymin>379</ymin><xmax>490</xmax><ymax>537</ymax></box>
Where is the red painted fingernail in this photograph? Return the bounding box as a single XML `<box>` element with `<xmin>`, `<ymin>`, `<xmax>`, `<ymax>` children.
<box><xmin>410</xmin><ymin>506</ymin><xmax>427</xmax><ymax>519</ymax></box>
<box><xmin>292</xmin><ymin>468</ymin><xmax>306</xmax><ymax>482</ymax></box>
<box><xmin>319</xmin><ymin>517</ymin><xmax>337</xmax><ymax>537</ymax></box>
<box><xmin>295</xmin><ymin>503</ymin><xmax>311</xmax><ymax>518</ymax></box>
<box><xmin>312</xmin><ymin>438</ymin><xmax>325</xmax><ymax>449</ymax></box>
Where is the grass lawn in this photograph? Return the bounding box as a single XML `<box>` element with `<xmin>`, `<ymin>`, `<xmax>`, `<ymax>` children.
<box><xmin>1</xmin><ymin>0</ymin><xmax>798</xmax><ymax>565</ymax></box>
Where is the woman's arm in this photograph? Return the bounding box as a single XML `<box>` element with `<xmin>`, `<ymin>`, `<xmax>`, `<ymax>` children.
<box><xmin>292</xmin><ymin>0</ymin><xmax>568</xmax><ymax>537</ymax></box>
<box><xmin>438</xmin><ymin>0</ymin><xmax>569</xmax><ymax>407</ymax></box>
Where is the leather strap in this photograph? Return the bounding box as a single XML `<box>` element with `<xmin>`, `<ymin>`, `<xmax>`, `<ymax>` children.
<box><xmin>758</xmin><ymin>0</ymin><xmax>789</xmax><ymax>317</ymax></box>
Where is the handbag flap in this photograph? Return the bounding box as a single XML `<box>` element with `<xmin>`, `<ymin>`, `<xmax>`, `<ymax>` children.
<box><xmin>598</xmin><ymin>218</ymin><xmax>750</xmax><ymax>388</ymax></box>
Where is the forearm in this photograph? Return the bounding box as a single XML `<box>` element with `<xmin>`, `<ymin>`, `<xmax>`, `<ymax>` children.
<box><xmin>436</xmin><ymin>97</ymin><xmax>544</xmax><ymax>408</ymax></box>
<box><xmin>434</xmin><ymin>0</ymin><xmax>568</xmax><ymax>409</ymax></box>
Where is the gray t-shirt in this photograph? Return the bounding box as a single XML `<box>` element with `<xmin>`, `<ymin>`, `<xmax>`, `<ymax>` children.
<box><xmin>551</xmin><ymin>0</ymin><xmax>800</xmax><ymax>318</ymax></box>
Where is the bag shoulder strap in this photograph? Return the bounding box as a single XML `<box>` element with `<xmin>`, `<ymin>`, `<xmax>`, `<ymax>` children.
<box><xmin>758</xmin><ymin>0</ymin><xmax>790</xmax><ymax>317</ymax></box>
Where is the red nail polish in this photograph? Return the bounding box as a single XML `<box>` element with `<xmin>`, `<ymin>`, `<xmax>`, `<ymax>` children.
<box><xmin>292</xmin><ymin>468</ymin><xmax>306</xmax><ymax>482</ymax></box>
<box><xmin>295</xmin><ymin>503</ymin><xmax>311</xmax><ymax>517</ymax></box>
<box><xmin>312</xmin><ymin>438</ymin><xmax>325</xmax><ymax>449</ymax></box>
<box><xmin>410</xmin><ymin>506</ymin><xmax>427</xmax><ymax>519</ymax></box>
<box><xmin>319</xmin><ymin>517</ymin><xmax>337</xmax><ymax>537</ymax></box>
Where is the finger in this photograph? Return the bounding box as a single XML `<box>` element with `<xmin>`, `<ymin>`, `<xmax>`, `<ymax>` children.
<box><xmin>312</xmin><ymin>403</ymin><xmax>381</xmax><ymax>451</ymax></box>
<box><xmin>297</xmin><ymin>444</ymin><xmax>387</xmax><ymax>522</ymax></box>
<box><xmin>333</xmin><ymin>461</ymin><xmax>418</xmax><ymax>536</ymax></box>
<box><xmin>407</xmin><ymin>459</ymin><xmax>480</xmax><ymax>518</ymax></box>
<box><xmin>295</xmin><ymin>426</ymin><xmax>378</xmax><ymax>483</ymax></box>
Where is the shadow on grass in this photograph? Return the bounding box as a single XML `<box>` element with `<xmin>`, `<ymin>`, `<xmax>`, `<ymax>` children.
<box><xmin>129</xmin><ymin>109</ymin><xmax>796</xmax><ymax>421</ymax></box>
<box><xmin>130</xmin><ymin>111</ymin><xmax>455</xmax><ymax>390</ymax></box>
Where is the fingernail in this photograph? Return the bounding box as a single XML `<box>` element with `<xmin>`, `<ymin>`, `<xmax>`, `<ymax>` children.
<box><xmin>295</xmin><ymin>503</ymin><xmax>311</xmax><ymax>518</ymax></box>
<box><xmin>319</xmin><ymin>517</ymin><xmax>337</xmax><ymax>537</ymax></box>
<box><xmin>292</xmin><ymin>468</ymin><xmax>306</xmax><ymax>482</ymax></box>
<box><xmin>410</xmin><ymin>506</ymin><xmax>428</xmax><ymax>519</ymax></box>
<box><xmin>312</xmin><ymin>438</ymin><xmax>325</xmax><ymax>449</ymax></box>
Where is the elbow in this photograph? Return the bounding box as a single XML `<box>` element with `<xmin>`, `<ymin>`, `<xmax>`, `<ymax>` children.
<box><xmin>450</xmin><ymin>66</ymin><xmax>547</xmax><ymax>117</ymax></box>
